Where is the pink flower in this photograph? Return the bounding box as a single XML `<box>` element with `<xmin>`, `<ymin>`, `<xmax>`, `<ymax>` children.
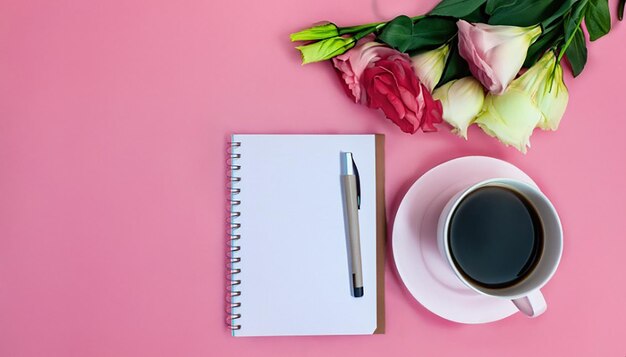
<box><xmin>333</xmin><ymin>36</ymin><xmax>442</xmax><ymax>133</ymax></box>
<box><xmin>332</xmin><ymin>37</ymin><xmax>397</xmax><ymax>103</ymax></box>
<box><xmin>361</xmin><ymin>55</ymin><xmax>443</xmax><ymax>133</ymax></box>
<box><xmin>457</xmin><ymin>20</ymin><xmax>541</xmax><ymax>95</ymax></box>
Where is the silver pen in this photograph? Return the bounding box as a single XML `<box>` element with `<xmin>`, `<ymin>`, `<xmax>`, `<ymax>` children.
<box><xmin>341</xmin><ymin>152</ymin><xmax>363</xmax><ymax>298</ymax></box>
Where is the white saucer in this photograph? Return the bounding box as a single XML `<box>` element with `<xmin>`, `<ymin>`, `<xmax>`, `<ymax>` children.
<box><xmin>392</xmin><ymin>156</ymin><xmax>538</xmax><ymax>324</ymax></box>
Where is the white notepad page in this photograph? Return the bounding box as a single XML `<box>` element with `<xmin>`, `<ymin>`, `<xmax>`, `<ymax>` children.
<box><xmin>231</xmin><ymin>134</ymin><xmax>380</xmax><ymax>336</ymax></box>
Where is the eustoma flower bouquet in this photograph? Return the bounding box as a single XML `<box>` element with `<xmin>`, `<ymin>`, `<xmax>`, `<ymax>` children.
<box><xmin>290</xmin><ymin>0</ymin><xmax>620</xmax><ymax>152</ymax></box>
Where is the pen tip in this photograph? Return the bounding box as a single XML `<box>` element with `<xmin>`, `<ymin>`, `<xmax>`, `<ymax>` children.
<box><xmin>354</xmin><ymin>287</ymin><xmax>364</xmax><ymax>298</ymax></box>
<box><xmin>341</xmin><ymin>152</ymin><xmax>355</xmax><ymax>175</ymax></box>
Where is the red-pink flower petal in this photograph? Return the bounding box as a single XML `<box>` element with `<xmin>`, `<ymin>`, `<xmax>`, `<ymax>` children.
<box><xmin>346</xmin><ymin>43</ymin><xmax>443</xmax><ymax>134</ymax></box>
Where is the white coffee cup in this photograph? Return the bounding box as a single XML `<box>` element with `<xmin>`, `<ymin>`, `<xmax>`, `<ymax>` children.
<box><xmin>437</xmin><ymin>178</ymin><xmax>563</xmax><ymax>317</ymax></box>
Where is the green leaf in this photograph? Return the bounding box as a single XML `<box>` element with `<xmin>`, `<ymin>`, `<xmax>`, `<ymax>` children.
<box><xmin>377</xmin><ymin>15</ymin><xmax>414</xmax><ymax>52</ymax></box>
<box><xmin>461</xmin><ymin>3</ymin><xmax>490</xmax><ymax>23</ymax></box>
<box><xmin>409</xmin><ymin>18</ymin><xmax>457</xmax><ymax>52</ymax></box>
<box><xmin>585</xmin><ymin>0</ymin><xmax>611</xmax><ymax>41</ymax></box>
<box><xmin>484</xmin><ymin>0</ymin><xmax>505</xmax><ymax>15</ymax></box>
<box><xmin>564</xmin><ymin>0</ymin><xmax>588</xmax><ymax>39</ymax></box>
<box><xmin>436</xmin><ymin>39</ymin><xmax>471</xmax><ymax>87</ymax></box>
<box><xmin>487</xmin><ymin>0</ymin><xmax>566</xmax><ymax>26</ymax></box>
<box><xmin>541</xmin><ymin>0</ymin><xmax>578</xmax><ymax>31</ymax></box>
<box><xmin>524</xmin><ymin>26</ymin><xmax>563</xmax><ymax>67</ymax></box>
<box><xmin>429</xmin><ymin>0</ymin><xmax>487</xmax><ymax>17</ymax></box>
<box><xmin>565</xmin><ymin>26</ymin><xmax>588</xmax><ymax>76</ymax></box>
<box><xmin>619</xmin><ymin>0</ymin><xmax>625</xmax><ymax>20</ymax></box>
<box><xmin>378</xmin><ymin>16</ymin><xmax>457</xmax><ymax>53</ymax></box>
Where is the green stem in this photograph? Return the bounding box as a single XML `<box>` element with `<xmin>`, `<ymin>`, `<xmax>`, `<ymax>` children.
<box><xmin>353</xmin><ymin>26</ymin><xmax>380</xmax><ymax>41</ymax></box>
<box><xmin>339</xmin><ymin>23</ymin><xmax>383</xmax><ymax>35</ymax></box>
<box><xmin>338</xmin><ymin>15</ymin><xmax>426</xmax><ymax>35</ymax></box>
<box><xmin>329</xmin><ymin>14</ymin><xmax>428</xmax><ymax>61</ymax></box>
<box><xmin>542</xmin><ymin>17</ymin><xmax>564</xmax><ymax>34</ymax></box>
<box><xmin>324</xmin><ymin>26</ymin><xmax>380</xmax><ymax>60</ymax></box>
<box><xmin>446</xmin><ymin>33</ymin><xmax>458</xmax><ymax>45</ymax></box>
<box><xmin>548</xmin><ymin>49</ymin><xmax>559</xmax><ymax>93</ymax></box>
<box><xmin>557</xmin><ymin>14</ymin><xmax>585</xmax><ymax>63</ymax></box>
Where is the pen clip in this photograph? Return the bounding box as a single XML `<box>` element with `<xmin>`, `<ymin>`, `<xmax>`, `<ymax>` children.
<box><xmin>352</xmin><ymin>158</ymin><xmax>361</xmax><ymax>209</ymax></box>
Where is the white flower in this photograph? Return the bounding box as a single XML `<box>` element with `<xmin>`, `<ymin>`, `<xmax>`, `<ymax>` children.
<box><xmin>474</xmin><ymin>51</ymin><xmax>570</xmax><ymax>153</ymax></box>
<box><xmin>474</xmin><ymin>88</ymin><xmax>543</xmax><ymax>153</ymax></box>
<box><xmin>432</xmin><ymin>77</ymin><xmax>485</xmax><ymax>138</ymax></box>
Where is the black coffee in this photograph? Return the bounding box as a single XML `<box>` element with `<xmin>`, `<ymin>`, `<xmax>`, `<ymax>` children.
<box><xmin>448</xmin><ymin>186</ymin><xmax>543</xmax><ymax>289</ymax></box>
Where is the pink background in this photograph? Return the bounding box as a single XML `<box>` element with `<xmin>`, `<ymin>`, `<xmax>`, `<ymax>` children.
<box><xmin>1</xmin><ymin>0</ymin><xmax>625</xmax><ymax>356</ymax></box>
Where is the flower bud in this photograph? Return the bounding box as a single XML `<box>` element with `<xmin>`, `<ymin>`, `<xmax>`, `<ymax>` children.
<box><xmin>290</xmin><ymin>22</ymin><xmax>339</xmax><ymax>42</ymax></box>
<box><xmin>296</xmin><ymin>36</ymin><xmax>356</xmax><ymax>64</ymax></box>
<box><xmin>411</xmin><ymin>44</ymin><xmax>449</xmax><ymax>92</ymax></box>
<box><xmin>457</xmin><ymin>20</ymin><xmax>541</xmax><ymax>95</ymax></box>
<box><xmin>432</xmin><ymin>77</ymin><xmax>485</xmax><ymax>138</ymax></box>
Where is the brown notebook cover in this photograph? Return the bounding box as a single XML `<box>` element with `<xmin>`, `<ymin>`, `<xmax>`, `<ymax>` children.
<box><xmin>374</xmin><ymin>134</ymin><xmax>386</xmax><ymax>334</ymax></box>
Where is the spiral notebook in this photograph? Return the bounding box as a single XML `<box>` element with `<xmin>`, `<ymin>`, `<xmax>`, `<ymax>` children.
<box><xmin>227</xmin><ymin>134</ymin><xmax>386</xmax><ymax>337</ymax></box>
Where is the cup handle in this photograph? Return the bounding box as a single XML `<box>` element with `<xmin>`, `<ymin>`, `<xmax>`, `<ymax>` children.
<box><xmin>512</xmin><ymin>290</ymin><xmax>547</xmax><ymax>317</ymax></box>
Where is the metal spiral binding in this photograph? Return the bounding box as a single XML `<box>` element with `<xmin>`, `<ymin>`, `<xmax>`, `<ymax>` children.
<box><xmin>227</xmin><ymin>141</ymin><xmax>242</xmax><ymax>331</ymax></box>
